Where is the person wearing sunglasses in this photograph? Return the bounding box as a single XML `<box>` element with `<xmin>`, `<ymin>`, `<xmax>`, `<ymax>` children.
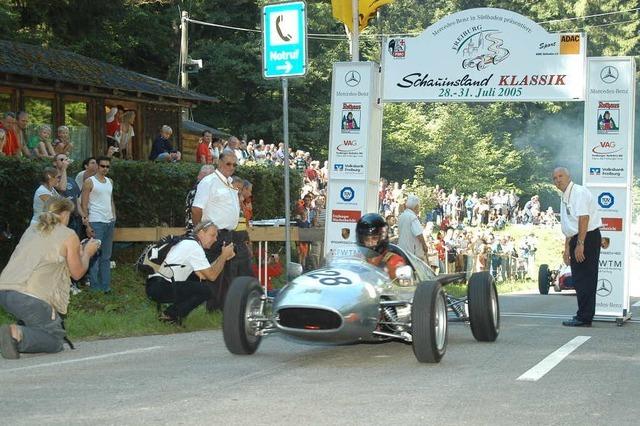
<box><xmin>192</xmin><ymin>150</ymin><xmax>254</xmax><ymax>310</ymax></box>
<box><xmin>81</xmin><ymin>156</ymin><xmax>116</xmax><ymax>293</ymax></box>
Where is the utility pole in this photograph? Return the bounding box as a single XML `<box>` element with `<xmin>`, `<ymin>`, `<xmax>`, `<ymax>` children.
<box><xmin>180</xmin><ymin>11</ymin><xmax>189</xmax><ymax>90</ymax></box>
<box><xmin>180</xmin><ymin>10</ymin><xmax>189</xmax><ymax>120</ymax></box>
<box><xmin>351</xmin><ymin>0</ymin><xmax>359</xmax><ymax>61</ymax></box>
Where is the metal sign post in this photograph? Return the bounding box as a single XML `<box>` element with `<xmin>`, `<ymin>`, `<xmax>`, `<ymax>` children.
<box><xmin>282</xmin><ymin>77</ymin><xmax>291</xmax><ymax>270</ymax></box>
<box><xmin>263</xmin><ymin>1</ymin><xmax>307</xmax><ymax>278</ymax></box>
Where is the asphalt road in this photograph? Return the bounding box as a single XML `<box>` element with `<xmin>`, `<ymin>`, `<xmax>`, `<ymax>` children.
<box><xmin>1</xmin><ymin>291</ymin><xmax>639</xmax><ymax>426</ymax></box>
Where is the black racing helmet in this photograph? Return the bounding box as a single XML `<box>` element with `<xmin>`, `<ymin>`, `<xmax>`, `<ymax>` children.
<box><xmin>356</xmin><ymin>213</ymin><xmax>389</xmax><ymax>257</ymax></box>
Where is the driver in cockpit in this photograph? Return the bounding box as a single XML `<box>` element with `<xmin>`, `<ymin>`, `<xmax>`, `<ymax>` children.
<box><xmin>356</xmin><ymin>213</ymin><xmax>406</xmax><ymax>279</ymax></box>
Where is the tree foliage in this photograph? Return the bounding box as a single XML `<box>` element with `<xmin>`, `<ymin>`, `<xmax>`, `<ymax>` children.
<box><xmin>0</xmin><ymin>0</ymin><xmax>637</xmax><ymax>197</ymax></box>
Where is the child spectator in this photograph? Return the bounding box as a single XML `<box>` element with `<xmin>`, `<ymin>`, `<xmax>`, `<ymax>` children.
<box><xmin>149</xmin><ymin>125</ymin><xmax>181</xmax><ymax>162</ymax></box>
<box><xmin>27</xmin><ymin>125</ymin><xmax>55</xmax><ymax>158</ymax></box>
<box><xmin>53</xmin><ymin>126</ymin><xmax>73</xmax><ymax>156</ymax></box>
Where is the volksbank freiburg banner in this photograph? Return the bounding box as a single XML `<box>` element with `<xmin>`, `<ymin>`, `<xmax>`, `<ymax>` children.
<box><xmin>382</xmin><ymin>8</ymin><xmax>586</xmax><ymax>102</ymax></box>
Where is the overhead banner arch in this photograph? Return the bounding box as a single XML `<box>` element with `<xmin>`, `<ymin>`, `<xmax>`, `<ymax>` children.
<box><xmin>326</xmin><ymin>7</ymin><xmax>635</xmax><ymax>323</ymax></box>
<box><xmin>381</xmin><ymin>8</ymin><xmax>586</xmax><ymax>102</ymax></box>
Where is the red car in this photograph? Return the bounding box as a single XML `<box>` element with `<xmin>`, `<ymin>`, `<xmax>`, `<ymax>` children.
<box><xmin>538</xmin><ymin>264</ymin><xmax>575</xmax><ymax>294</ymax></box>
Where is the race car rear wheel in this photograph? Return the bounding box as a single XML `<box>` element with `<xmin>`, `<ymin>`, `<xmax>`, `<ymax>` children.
<box><xmin>411</xmin><ymin>281</ymin><xmax>448</xmax><ymax>363</ymax></box>
<box><xmin>223</xmin><ymin>277</ymin><xmax>264</xmax><ymax>355</ymax></box>
<box><xmin>468</xmin><ymin>272</ymin><xmax>500</xmax><ymax>342</ymax></box>
<box><xmin>538</xmin><ymin>264</ymin><xmax>550</xmax><ymax>295</ymax></box>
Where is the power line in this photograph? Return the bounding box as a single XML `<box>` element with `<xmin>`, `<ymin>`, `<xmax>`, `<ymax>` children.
<box><xmin>185</xmin><ymin>8</ymin><xmax>640</xmax><ymax>41</ymax></box>
<box><xmin>539</xmin><ymin>7</ymin><xmax>639</xmax><ymax>24</ymax></box>
<box><xmin>556</xmin><ymin>17</ymin><xmax>640</xmax><ymax>32</ymax></box>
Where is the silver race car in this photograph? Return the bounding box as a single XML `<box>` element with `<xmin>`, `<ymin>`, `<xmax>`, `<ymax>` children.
<box><xmin>223</xmin><ymin>245</ymin><xmax>499</xmax><ymax>363</ymax></box>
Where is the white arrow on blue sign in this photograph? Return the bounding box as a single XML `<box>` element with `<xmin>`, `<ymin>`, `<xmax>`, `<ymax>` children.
<box><xmin>262</xmin><ymin>1</ymin><xmax>307</xmax><ymax>79</ymax></box>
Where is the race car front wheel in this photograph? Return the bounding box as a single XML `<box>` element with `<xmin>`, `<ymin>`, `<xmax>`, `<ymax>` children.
<box><xmin>468</xmin><ymin>272</ymin><xmax>500</xmax><ymax>342</ymax></box>
<box><xmin>411</xmin><ymin>281</ymin><xmax>448</xmax><ymax>363</ymax></box>
<box><xmin>223</xmin><ymin>277</ymin><xmax>264</xmax><ymax>355</ymax></box>
<box><xmin>538</xmin><ymin>264</ymin><xmax>550</xmax><ymax>295</ymax></box>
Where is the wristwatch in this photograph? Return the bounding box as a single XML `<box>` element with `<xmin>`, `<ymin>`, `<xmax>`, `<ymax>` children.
<box><xmin>576</xmin><ymin>239</ymin><xmax>584</xmax><ymax>246</ymax></box>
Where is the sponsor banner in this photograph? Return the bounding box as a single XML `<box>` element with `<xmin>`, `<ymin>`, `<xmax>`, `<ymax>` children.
<box><xmin>590</xmin><ymin>186</ymin><xmax>627</xmax><ymax>217</ymax></box>
<box><xmin>382</xmin><ymin>8</ymin><xmax>586</xmax><ymax>102</ymax></box>
<box><xmin>583</xmin><ymin>59</ymin><xmax>635</xmax><ymax>185</ymax></box>
<box><xmin>600</xmin><ymin>217</ymin><xmax>623</xmax><ymax>232</ymax></box>
<box><xmin>329</xmin><ymin>64</ymin><xmax>373</xmax><ymax>180</ymax></box>
<box><xmin>583</xmin><ymin>57</ymin><xmax>636</xmax><ymax>318</ymax></box>
<box><xmin>326</xmin><ymin>63</ymin><xmax>382</xmax><ymax>258</ymax></box>
<box><xmin>595</xmin><ymin>232</ymin><xmax>626</xmax><ymax>316</ymax></box>
<box><xmin>331</xmin><ymin>209</ymin><xmax>361</xmax><ymax>223</ymax></box>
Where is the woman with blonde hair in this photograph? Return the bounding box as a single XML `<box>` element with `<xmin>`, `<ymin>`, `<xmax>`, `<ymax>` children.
<box><xmin>53</xmin><ymin>125</ymin><xmax>73</xmax><ymax>156</ymax></box>
<box><xmin>115</xmin><ymin>110</ymin><xmax>135</xmax><ymax>160</ymax></box>
<box><xmin>27</xmin><ymin>124</ymin><xmax>56</xmax><ymax>158</ymax></box>
<box><xmin>0</xmin><ymin>197</ymin><xmax>100</xmax><ymax>359</ymax></box>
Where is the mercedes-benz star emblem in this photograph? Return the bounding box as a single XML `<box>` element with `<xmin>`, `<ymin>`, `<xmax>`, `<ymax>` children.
<box><xmin>600</xmin><ymin>66</ymin><xmax>619</xmax><ymax>84</ymax></box>
<box><xmin>596</xmin><ymin>278</ymin><xmax>613</xmax><ymax>297</ymax></box>
<box><xmin>345</xmin><ymin>70</ymin><xmax>361</xmax><ymax>87</ymax></box>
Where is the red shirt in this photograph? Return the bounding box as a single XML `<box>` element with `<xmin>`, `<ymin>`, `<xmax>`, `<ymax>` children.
<box><xmin>196</xmin><ymin>142</ymin><xmax>212</xmax><ymax>163</ymax></box>
<box><xmin>305</xmin><ymin>167</ymin><xmax>318</xmax><ymax>181</ymax></box>
<box><xmin>106</xmin><ymin>118</ymin><xmax>120</xmax><ymax>138</ymax></box>
<box><xmin>251</xmin><ymin>261</ymin><xmax>283</xmax><ymax>291</ymax></box>
<box><xmin>0</xmin><ymin>123</ymin><xmax>19</xmax><ymax>156</ymax></box>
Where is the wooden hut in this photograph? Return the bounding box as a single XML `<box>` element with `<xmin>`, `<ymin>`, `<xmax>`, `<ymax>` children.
<box><xmin>0</xmin><ymin>40</ymin><xmax>217</xmax><ymax>160</ymax></box>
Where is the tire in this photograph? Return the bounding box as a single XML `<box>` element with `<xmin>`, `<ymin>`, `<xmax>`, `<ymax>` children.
<box><xmin>467</xmin><ymin>272</ymin><xmax>500</xmax><ymax>342</ymax></box>
<box><xmin>411</xmin><ymin>281</ymin><xmax>448</xmax><ymax>363</ymax></box>
<box><xmin>223</xmin><ymin>277</ymin><xmax>264</xmax><ymax>355</ymax></box>
<box><xmin>538</xmin><ymin>264</ymin><xmax>550</xmax><ymax>295</ymax></box>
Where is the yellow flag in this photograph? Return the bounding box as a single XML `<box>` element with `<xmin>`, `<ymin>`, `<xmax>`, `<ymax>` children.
<box><xmin>331</xmin><ymin>0</ymin><xmax>394</xmax><ymax>33</ymax></box>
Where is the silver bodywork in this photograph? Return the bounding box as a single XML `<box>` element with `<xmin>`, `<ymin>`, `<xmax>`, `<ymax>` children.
<box><xmin>271</xmin><ymin>246</ymin><xmax>437</xmax><ymax>344</ymax></box>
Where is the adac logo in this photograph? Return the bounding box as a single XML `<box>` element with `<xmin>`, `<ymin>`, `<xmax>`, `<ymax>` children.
<box><xmin>337</xmin><ymin>139</ymin><xmax>361</xmax><ymax>152</ymax></box>
<box><xmin>456</xmin><ymin>29</ymin><xmax>510</xmax><ymax>71</ymax></box>
<box><xmin>340</xmin><ymin>186</ymin><xmax>355</xmax><ymax>202</ymax></box>
<box><xmin>592</xmin><ymin>141</ymin><xmax>623</xmax><ymax>155</ymax></box>
<box><xmin>596</xmin><ymin>278</ymin><xmax>613</xmax><ymax>297</ymax></box>
<box><xmin>598</xmin><ymin>192</ymin><xmax>614</xmax><ymax>209</ymax></box>
<box><xmin>589</xmin><ymin>167</ymin><xmax>601</xmax><ymax>176</ymax></box>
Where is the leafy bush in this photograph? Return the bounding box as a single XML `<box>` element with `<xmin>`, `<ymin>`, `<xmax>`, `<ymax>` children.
<box><xmin>0</xmin><ymin>156</ymin><xmax>300</xmax><ymax>266</ymax></box>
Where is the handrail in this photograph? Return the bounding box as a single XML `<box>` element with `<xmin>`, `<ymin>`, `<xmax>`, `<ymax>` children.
<box><xmin>113</xmin><ymin>226</ymin><xmax>325</xmax><ymax>243</ymax></box>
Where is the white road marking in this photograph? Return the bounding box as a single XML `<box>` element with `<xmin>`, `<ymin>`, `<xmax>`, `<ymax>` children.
<box><xmin>632</xmin><ymin>300</ymin><xmax>640</xmax><ymax>307</ymax></box>
<box><xmin>0</xmin><ymin>346</ymin><xmax>164</xmax><ymax>373</ymax></box>
<box><xmin>502</xmin><ymin>312</ymin><xmax>640</xmax><ymax>323</ymax></box>
<box><xmin>517</xmin><ymin>336</ymin><xmax>590</xmax><ymax>382</ymax></box>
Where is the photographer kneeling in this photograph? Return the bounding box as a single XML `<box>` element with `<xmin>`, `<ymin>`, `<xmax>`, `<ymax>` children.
<box><xmin>0</xmin><ymin>198</ymin><xmax>100</xmax><ymax>359</ymax></box>
<box><xmin>146</xmin><ymin>220</ymin><xmax>235</xmax><ymax>324</ymax></box>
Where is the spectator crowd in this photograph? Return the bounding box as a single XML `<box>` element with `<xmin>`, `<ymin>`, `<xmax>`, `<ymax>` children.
<box><xmin>378</xmin><ymin>179</ymin><xmax>556</xmax><ymax>281</ymax></box>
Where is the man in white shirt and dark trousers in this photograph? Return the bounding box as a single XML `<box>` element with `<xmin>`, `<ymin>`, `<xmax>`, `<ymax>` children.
<box><xmin>397</xmin><ymin>195</ymin><xmax>429</xmax><ymax>261</ymax></box>
<box><xmin>192</xmin><ymin>151</ymin><xmax>254</xmax><ymax>311</ymax></box>
<box><xmin>553</xmin><ymin>167</ymin><xmax>602</xmax><ymax>327</ymax></box>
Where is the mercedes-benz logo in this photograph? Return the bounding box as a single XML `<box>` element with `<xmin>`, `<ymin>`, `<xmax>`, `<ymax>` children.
<box><xmin>600</xmin><ymin>66</ymin><xmax>619</xmax><ymax>84</ymax></box>
<box><xmin>596</xmin><ymin>278</ymin><xmax>613</xmax><ymax>297</ymax></box>
<box><xmin>345</xmin><ymin>70</ymin><xmax>361</xmax><ymax>87</ymax></box>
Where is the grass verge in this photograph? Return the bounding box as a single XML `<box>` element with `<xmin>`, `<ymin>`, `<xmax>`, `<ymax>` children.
<box><xmin>0</xmin><ymin>224</ymin><xmax>563</xmax><ymax>340</ymax></box>
<box><xmin>0</xmin><ymin>264</ymin><xmax>222</xmax><ymax>340</ymax></box>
